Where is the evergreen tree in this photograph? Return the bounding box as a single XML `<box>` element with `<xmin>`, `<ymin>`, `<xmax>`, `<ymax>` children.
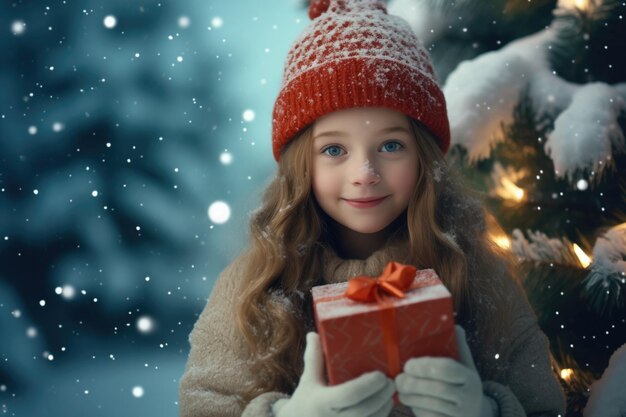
<box><xmin>0</xmin><ymin>0</ymin><xmax>246</xmax><ymax>394</ymax></box>
<box><xmin>389</xmin><ymin>0</ymin><xmax>625</xmax><ymax>413</ymax></box>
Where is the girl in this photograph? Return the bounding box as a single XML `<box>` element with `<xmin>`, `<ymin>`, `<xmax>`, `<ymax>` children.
<box><xmin>179</xmin><ymin>1</ymin><xmax>566</xmax><ymax>416</ymax></box>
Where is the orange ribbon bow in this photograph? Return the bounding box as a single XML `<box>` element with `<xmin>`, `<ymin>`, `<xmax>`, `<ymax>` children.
<box><xmin>345</xmin><ymin>261</ymin><xmax>417</xmax><ymax>302</ymax></box>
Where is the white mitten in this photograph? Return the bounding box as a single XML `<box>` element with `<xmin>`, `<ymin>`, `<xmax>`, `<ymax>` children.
<box><xmin>273</xmin><ymin>332</ymin><xmax>395</xmax><ymax>417</ymax></box>
<box><xmin>395</xmin><ymin>325</ymin><xmax>497</xmax><ymax>417</ymax></box>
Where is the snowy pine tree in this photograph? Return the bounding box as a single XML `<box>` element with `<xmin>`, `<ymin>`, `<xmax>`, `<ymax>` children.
<box><xmin>0</xmin><ymin>0</ymin><xmax>263</xmax><ymax>402</ymax></box>
<box><xmin>389</xmin><ymin>0</ymin><xmax>626</xmax><ymax>413</ymax></box>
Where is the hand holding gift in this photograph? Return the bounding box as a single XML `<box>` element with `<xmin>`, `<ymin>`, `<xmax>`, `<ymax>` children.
<box><xmin>312</xmin><ymin>262</ymin><xmax>459</xmax><ymax>388</ymax></box>
<box><xmin>395</xmin><ymin>326</ymin><xmax>497</xmax><ymax>417</ymax></box>
<box><xmin>272</xmin><ymin>332</ymin><xmax>395</xmax><ymax>417</ymax></box>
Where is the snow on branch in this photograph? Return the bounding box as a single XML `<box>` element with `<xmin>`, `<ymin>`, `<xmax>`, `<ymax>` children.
<box><xmin>440</xmin><ymin>4</ymin><xmax>625</xmax><ymax>178</ymax></box>
<box><xmin>590</xmin><ymin>223</ymin><xmax>626</xmax><ymax>277</ymax></box>
<box><xmin>546</xmin><ymin>82</ymin><xmax>626</xmax><ymax>179</ymax></box>
<box><xmin>442</xmin><ymin>25</ymin><xmax>573</xmax><ymax>160</ymax></box>
<box><xmin>443</xmin><ymin>48</ymin><xmax>530</xmax><ymax>160</ymax></box>
<box><xmin>510</xmin><ymin>228</ymin><xmax>581</xmax><ymax>267</ymax></box>
<box><xmin>583</xmin><ymin>223</ymin><xmax>626</xmax><ymax>314</ymax></box>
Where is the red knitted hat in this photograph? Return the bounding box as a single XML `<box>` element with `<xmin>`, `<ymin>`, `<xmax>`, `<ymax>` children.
<box><xmin>271</xmin><ymin>0</ymin><xmax>450</xmax><ymax>161</ymax></box>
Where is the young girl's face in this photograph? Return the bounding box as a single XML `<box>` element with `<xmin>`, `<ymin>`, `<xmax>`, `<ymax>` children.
<box><xmin>311</xmin><ymin>107</ymin><xmax>419</xmax><ymax>235</ymax></box>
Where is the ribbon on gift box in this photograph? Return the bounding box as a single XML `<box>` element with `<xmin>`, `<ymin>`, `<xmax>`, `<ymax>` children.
<box><xmin>344</xmin><ymin>261</ymin><xmax>417</xmax><ymax>378</ymax></box>
<box><xmin>345</xmin><ymin>261</ymin><xmax>416</xmax><ymax>302</ymax></box>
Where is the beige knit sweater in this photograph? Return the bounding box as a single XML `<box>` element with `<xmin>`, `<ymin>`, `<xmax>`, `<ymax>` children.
<box><xmin>179</xmin><ymin>244</ymin><xmax>566</xmax><ymax>417</ymax></box>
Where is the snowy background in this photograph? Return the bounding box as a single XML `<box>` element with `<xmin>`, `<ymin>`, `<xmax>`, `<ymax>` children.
<box><xmin>1</xmin><ymin>1</ymin><xmax>306</xmax><ymax>415</ymax></box>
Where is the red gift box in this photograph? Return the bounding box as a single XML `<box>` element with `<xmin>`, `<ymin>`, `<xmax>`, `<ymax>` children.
<box><xmin>311</xmin><ymin>262</ymin><xmax>459</xmax><ymax>385</ymax></box>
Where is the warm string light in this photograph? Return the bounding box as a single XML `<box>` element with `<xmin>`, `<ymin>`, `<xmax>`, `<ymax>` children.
<box><xmin>558</xmin><ymin>0</ymin><xmax>601</xmax><ymax>12</ymax></box>
<box><xmin>491</xmin><ymin>234</ymin><xmax>512</xmax><ymax>249</ymax></box>
<box><xmin>485</xmin><ymin>212</ymin><xmax>512</xmax><ymax>250</ymax></box>
<box><xmin>575</xmin><ymin>0</ymin><xmax>590</xmax><ymax>9</ymax></box>
<box><xmin>573</xmin><ymin>243</ymin><xmax>592</xmax><ymax>268</ymax></box>
<box><xmin>557</xmin><ymin>0</ymin><xmax>593</xmax><ymax>11</ymax></box>
<box><xmin>496</xmin><ymin>177</ymin><xmax>525</xmax><ymax>202</ymax></box>
<box><xmin>557</xmin><ymin>363</ymin><xmax>595</xmax><ymax>392</ymax></box>
<box><xmin>560</xmin><ymin>368</ymin><xmax>574</xmax><ymax>381</ymax></box>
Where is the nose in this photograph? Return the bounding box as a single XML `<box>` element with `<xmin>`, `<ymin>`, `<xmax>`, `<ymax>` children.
<box><xmin>350</xmin><ymin>158</ymin><xmax>381</xmax><ymax>186</ymax></box>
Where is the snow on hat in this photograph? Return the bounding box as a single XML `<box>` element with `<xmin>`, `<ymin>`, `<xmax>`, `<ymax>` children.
<box><xmin>271</xmin><ymin>0</ymin><xmax>450</xmax><ymax>161</ymax></box>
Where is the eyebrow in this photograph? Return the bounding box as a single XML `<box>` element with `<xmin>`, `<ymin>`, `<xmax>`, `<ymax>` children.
<box><xmin>312</xmin><ymin>126</ymin><xmax>411</xmax><ymax>141</ymax></box>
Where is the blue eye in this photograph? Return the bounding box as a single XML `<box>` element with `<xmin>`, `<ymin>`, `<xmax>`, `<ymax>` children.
<box><xmin>322</xmin><ymin>145</ymin><xmax>345</xmax><ymax>157</ymax></box>
<box><xmin>381</xmin><ymin>141</ymin><xmax>404</xmax><ymax>153</ymax></box>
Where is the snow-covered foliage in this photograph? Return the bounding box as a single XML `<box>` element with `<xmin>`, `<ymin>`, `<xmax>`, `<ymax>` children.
<box><xmin>439</xmin><ymin>4</ymin><xmax>626</xmax><ymax>179</ymax></box>
<box><xmin>583</xmin><ymin>223</ymin><xmax>626</xmax><ymax>313</ymax></box>
<box><xmin>546</xmin><ymin>82</ymin><xmax>626</xmax><ymax>178</ymax></box>
<box><xmin>510</xmin><ymin>229</ymin><xmax>581</xmax><ymax>266</ymax></box>
<box><xmin>590</xmin><ymin>223</ymin><xmax>626</xmax><ymax>277</ymax></box>
<box><xmin>443</xmin><ymin>49</ymin><xmax>530</xmax><ymax>160</ymax></box>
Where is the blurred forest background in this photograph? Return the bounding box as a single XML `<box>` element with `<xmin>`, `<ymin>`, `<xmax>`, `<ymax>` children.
<box><xmin>1</xmin><ymin>0</ymin><xmax>304</xmax><ymax>415</ymax></box>
<box><xmin>1</xmin><ymin>0</ymin><xmax>624</xmax><ymax>416</ymax></box>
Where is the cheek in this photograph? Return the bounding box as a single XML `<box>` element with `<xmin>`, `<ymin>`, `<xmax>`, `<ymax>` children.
<box><xmin>386</xmin><ymin>163</ymin><xmax>418</xmax><ymax>194</ymax></box>
<box><xmin>312</xmin><ymin>166</ymin><xmax>339</xmax><ymax>200</ymax></box>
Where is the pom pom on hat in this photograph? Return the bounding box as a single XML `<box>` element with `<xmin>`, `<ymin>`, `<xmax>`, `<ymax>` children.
<box><xmin>308</xmin><ymin>0</ymin><xmax>331</xmax><ymax>19</ymax></box>
<box><xmin>272</xmin><ymin>0</ymin><xmax>450</xmax><ymax>161</ymax></box>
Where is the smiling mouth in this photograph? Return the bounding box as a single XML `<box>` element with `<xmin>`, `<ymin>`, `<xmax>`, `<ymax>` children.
<box><xmin>342</xmin><ymin>196</ymin><xmax>388</xmax><ymax>208</ymax></box>
<box><xmin>344</xmin><ymin>196</ymin><xmax>388</xmax><ymax>203</ymax></box>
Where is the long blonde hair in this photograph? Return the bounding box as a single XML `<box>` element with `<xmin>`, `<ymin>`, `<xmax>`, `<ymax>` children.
<box><xmin>236</xmin><ymin>117</ymin><xmax>516</xmax><ymax>403</ymax></box>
